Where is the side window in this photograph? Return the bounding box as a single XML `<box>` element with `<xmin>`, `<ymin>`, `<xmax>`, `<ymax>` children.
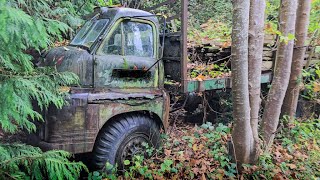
<box><xmin>124</xmin><ymin>21</ymin><xmax>154</xmax><ymax>57</ymax></box>
<box><xmin>98</xmin><ymin>20</ymin><xmax>154</xmax><ymax>57</ymax></box>
<box><xmin>101</xmin><ymin>23</ymin><xmax>122</xmax><ymax>55</ymax></box>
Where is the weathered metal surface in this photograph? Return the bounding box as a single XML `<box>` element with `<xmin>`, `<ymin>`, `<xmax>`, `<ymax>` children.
<box><xmin>186</xmin><ymin>71</ymin><xmax>273</xmax><ymax>93</ymax></box>
<box><xmin>100</xmin><ymin>7</ymin><xmax>159</xmax><ymax>24</ymax></box>
<box><xmin>98</xmin><ymin>97</ymin><xmax>166</xmax><ymax>129</ymax></box>
<box><xmin>95</xmin><ymin>9</ymin><xmax>160</xmax><ymax>88</ymax></box>
<box><xmin>94</xmin><ymin>55</ymin><xmax>159</xmax><ymax>88</ymax></box>
<box><xmin>260</xmin><ymin>71</ymin><xmax>273</xmax><ymax>84</ymax></box>
<box><xmin>92</xmin><ymin>7</ymin><xmax>159</xmax><ymax>54</ymax></box>
<box><xmin>43</xmin><ymin>46</ymin><xmax>93</xmax><ymax>87</ymax></box>
<box><xmin>39</xmin><ymin>87</ymin><xmax>169</xmax><ymax>154</ymax></box>
<box><xmin>43</xmin><ymin>7</ymin><xmax>161</xmax><ymax>89</ymax></box>
<box><xmin>163</xmin><ymin>32</ymin><xmax>181</xmax><ymax>81</ymax></box>
<box><xmin>187</xmin><ymin>78</ymin><xmax>232</xmax><ymax>92</ymax></box>
<box><xmin>181</xmin><ymin>0</ymin><xmax>188</xmax><ymax>93</ymax></box>
<box><xmin>162</xmin><ymin>90</ymin><xmax>170</xmax><ymax>129</ymax></box>
<box><xmin>88</xmin><ymin>92</ymin><xmax>158</xmax><ymax>101</ymax></box>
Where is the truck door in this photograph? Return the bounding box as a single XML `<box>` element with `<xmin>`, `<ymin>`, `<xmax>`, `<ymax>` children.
<box><xmin>94</xmin><ymin>19</ymin><xmax>159</xmax><ymax>88</ymax></box>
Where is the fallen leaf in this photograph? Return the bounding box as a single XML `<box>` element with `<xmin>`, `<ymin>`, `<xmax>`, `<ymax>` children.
<box><xmin>287</xmin><ymin>163</ymin><xmax>297</xmax><ymax>169</ymax></box>
<box><xmin>313</xmin><ymin>82</ymin><xmax>320</xmax><ymax>92</ymax></box>
<box><xmin>274</xmin><ymin>151</ymin><xmax>283</xmax><ymax>162</ymax></box>
<box><xmin>283</xmin><ymin>153</ymin><xmax>293</xmax><ymax>160</ymax></box>
<box><xmin>192</xmin><ymin>144</ymin><xmax>198</xmax><ymax>151</ymax></box>
<box><xmin>201</xmin><ymin>173</ymin><xmax>206</xmax><ymax>180</ymax></box>
<box><xmin>194</xmin><ymin>74</ymin><xmax>206</xmax><ymax>81</ymax></box>
<box><xmin>273</xmin><ymin>173</ymin><xmax>285</xmax><ymax>180</ymax></box>
<box><xmin>59</xmin><ymin>86</ymin><xmax>70</xmax><ymax>93</ymax></box>
<box><xmin>198</xmin><ymin>144</ymin><xmax>204</xmax><ymax>150</ymax></box>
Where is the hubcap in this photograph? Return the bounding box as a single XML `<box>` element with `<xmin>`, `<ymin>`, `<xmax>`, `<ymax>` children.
<box><xmin>118</xmin><ymin>134</ymin><xmax>150</xmax><ymax>168</ymax></box>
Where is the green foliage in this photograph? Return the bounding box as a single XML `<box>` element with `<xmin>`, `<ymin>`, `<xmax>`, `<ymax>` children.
<box><xmin>0</xmin><ymin>144</ymin><xmax>87</xmax><ymax>180</ymax></box>
<box><xmin>188</xmin><ymin>19</ymin><xmax>232</xmax><ymax>45</ymax></box>
<box><xmin>309</xmin><ymin>0</ymin><xmax>320</xmax><ymax>34</ymax></box>
<box><xmin>13</xmin><ymin>0</ymin><xmax>97</xmax><ymax>30</ymax></box>
<box><xmin>0</xmin><ymin>69</ymin><xmax>78</xmax><ymax>133</ymax></box>
<box><xmin>122</xmin><ymin>57</ymin><xmax>129</xmax><ymax>69</ymax></box>
<box><xmin>88</xmin><ymin>171</ymin><xmax>104</xmax><ymax>180</ymax></box>
<box><xmin>141</xmin><ymin>0</ymin><xmax>232</xmax><ymax>35</ymax></box>
<box><xmin>98</xmin><ymin>0</ymin><xmax>114</xmax><ymax>6</ymax></box>
<box><xmin>266</xmin><ymin>0</ymin><xmax>319</xmax><ymax>43</ymax></box>
<box><xmin>243</xmin><ymin>119</ymin><xmax>320</xmax><ymax>179</ymax></box>
<box><xmin>0</xmin><ymin>0</ymin><xmax>80</xmax><ymax>133</ymax></box>
<box><xmin>265</xmin><ymin>0</ymin><xmax>280</xmax><ymax>22</ymax></box>
<box><xmin>0</xmin><ymin>0</ymin><xmax>94</xmax><ymax>179</ymax></box>
<box><xmin>190</xmin><ymin>62</ymin><xmax>231</xmax><ymax>79</ymax></box>
<box><xmin>94</xmin><ymin>119</ymin><xmax>319</xmax><ymax>179</ymax></box>
<box><xmin>188</xmin><ymin>0</ymin><xmax>232</xmax><ymax>26</ymax></box>
<box><xmin>301</xmin><ymin>63</ymin><xmax>320</xmax><ymax>100</ymax></box>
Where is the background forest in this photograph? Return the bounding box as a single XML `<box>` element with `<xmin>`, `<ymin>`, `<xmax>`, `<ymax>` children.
<box><xmin>0</xmin><ymin>0</ymin><xmax>319</xmax><ymax>179</ymax></box>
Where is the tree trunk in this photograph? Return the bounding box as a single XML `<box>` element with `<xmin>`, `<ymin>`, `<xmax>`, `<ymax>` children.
<box><xmin>248</xmin><ymin>0</ymin><xmax>266</xmax><ymax>163</ymax></box>
<box><xmin>261</xmin><ymin>0</ymin><xmax>298</xmax><ymax>148</ymax></box>
<box><xmin>282</xmin><ymin>0</ymin><xmax>312</xmax><ymax>122</ymax></box>
<box><xmin>231</xmin><ymin>0</ymin><xmax>253</xmax><ymax>165</ymax></box>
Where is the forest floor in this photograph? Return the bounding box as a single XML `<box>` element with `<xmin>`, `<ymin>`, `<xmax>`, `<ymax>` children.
<box><xmin>1</xmin><ymin>108</ymin><xmax>319</xmax><ymax>179</ymax></box>
<box><xmin>88</xmin><ymin>111</ymin><xmax>320</xmax><ymax>180</ymax></box>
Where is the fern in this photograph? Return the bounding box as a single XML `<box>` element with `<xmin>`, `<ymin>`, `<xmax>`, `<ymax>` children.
<box><xmin>0</xmin><ymin>144</ymin><xmax>88</xmax><ymax>180</ymax></box>
<box><xmin>0</xmin><ymin>69</ymin><xmax>79</xmax><ymax>133</ymax></box>
<box><xmin>0</xmin><ymin>0</ymin><xmax>92</xmax><ymax>178</ymax></box>
<box><xmin>0</xmin><ymin>0</ymin><xmax>84</xmax><ymax>133</ymax></box>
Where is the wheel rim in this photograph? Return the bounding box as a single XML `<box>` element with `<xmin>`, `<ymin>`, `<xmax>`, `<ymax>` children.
<box><xmin>117</xmin><ymin>133</ymin><xmax>150</xmax><ymax>168</ymax></box>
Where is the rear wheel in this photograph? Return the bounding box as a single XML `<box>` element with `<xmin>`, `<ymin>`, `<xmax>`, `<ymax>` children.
<box><xmin>91</xmin><ymin>113</ymin><xmax>161</xmax><ymax>170</ymax></box>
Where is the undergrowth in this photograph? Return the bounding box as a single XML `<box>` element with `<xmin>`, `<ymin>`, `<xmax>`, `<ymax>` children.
<box><xmin>0</xmin><ymin>144</ymin><xmax>87</xmax><ymax>180</ymax></box>
<box><xmin>90</xmin><ymin>119</ymin><xmax>320</xmax><ymax>180</ymax></box>
<box><xmin>243</xmin><ymin>119</ymin><xmax>320</xmax><ymax>179</ymax></box>
<box><xmin>91</xmin><ymin>123</ymin><xmax>236</xmax><ymax>179</ymax></box>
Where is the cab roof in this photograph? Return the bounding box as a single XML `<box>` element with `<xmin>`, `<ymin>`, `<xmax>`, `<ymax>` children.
<box><xmin>99</xmin><ymin>7</ymin><xmax>159</xmax><ymax>26</ymax></box>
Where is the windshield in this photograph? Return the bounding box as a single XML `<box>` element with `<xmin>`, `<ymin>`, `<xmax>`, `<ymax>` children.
<box><xmin>98</xmin><ymin>21</ymin><xmax>154</xmax><ymax>57</ymax></box>
<box><xmin>70</xmin><ymin>18</ymin><xmax>109</xmax><ymax>48</ymax></box>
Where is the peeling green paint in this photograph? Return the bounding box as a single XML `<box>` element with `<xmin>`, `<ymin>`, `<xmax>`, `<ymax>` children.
<box><xmin>98</xmin><ymin>98</ymin><xmax>164</xmax><ymax>129</ymax></box>
<box><xmin>187</xmin><ymin>72</ymin><xmax>272</xmax><ymax>92</ymax></box>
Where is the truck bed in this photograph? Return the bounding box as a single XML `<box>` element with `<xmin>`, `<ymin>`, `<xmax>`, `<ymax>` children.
<box><xmin>165</xmin><ymin>71</ymin><xmax>272</xmax><ymax>93</ymax></box>
<box><xmin>186</xmin><ymin>71</ymin><xmax>272</xmax><ymax>93</ymax></box>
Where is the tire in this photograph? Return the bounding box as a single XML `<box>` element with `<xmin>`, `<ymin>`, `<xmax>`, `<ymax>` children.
<box><xmin>91</xmin><ymin>113</ymin><xmax>161</xmax><ymax>170</ymax></box>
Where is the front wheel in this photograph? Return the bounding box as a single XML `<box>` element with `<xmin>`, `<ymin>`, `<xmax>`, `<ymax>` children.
<box><xmin>91</xmin><ymin>113</ymin><xmax>161</xmax><ymax>170</ymax></box>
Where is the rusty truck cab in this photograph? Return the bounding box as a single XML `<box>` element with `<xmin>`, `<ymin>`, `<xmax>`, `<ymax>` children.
<box><xmin>37</xmin><ymin>7</ymin><xmax>169</xmax><ymax>169</ymax></box>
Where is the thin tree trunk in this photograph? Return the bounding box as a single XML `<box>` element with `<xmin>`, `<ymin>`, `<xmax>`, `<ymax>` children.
<box><xmin>282</xmin><ymin>0</ymin><xmax>312</xmax><ymax>123</ymax></box>
<box><xmin>261</xmin><ymin>0</ymin><xmax>298</xmax><ymax>148</ymax></box>
<box><xmin>231</xmin><ymin>0</ymin><xmax>253</xmax><ymax>165</ymax></box>
<box><xmin>248</xmin><ymin>0</ymin><xmax>266</xmax><ymax>163</ymax></box>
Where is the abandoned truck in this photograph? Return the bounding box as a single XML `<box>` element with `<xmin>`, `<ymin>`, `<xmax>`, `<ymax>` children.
<box><xmin>32</xmin><ymin>5</ymin><xmax>273</xmax><ymax>169</ymax></box>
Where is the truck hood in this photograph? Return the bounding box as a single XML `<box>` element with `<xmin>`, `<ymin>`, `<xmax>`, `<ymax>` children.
<box><xmin>42</xmin><ymin>46</ymin><xmax>94</xmax><ymax>86</ymax></box>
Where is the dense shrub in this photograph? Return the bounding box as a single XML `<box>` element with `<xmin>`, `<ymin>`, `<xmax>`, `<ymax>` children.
<box><xmin>0</xmin><ymin>0</ymin><xmax>96</xmax><ymax>178</ymax></box>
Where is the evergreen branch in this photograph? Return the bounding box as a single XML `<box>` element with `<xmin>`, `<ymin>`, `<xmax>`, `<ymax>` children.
<box><xmin>0</xmin><ymin>144</ymin><xmax>87</xmax><ymax>180</ymax></box>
